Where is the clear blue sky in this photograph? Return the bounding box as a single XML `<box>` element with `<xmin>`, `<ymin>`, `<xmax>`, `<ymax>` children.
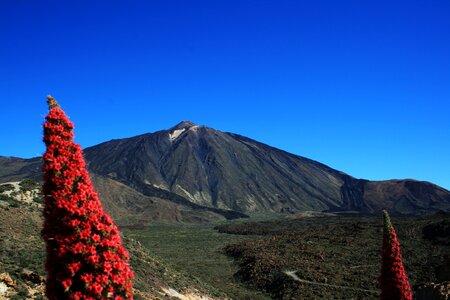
<box><xmin>0</xmin><ymin>1</ymin><xmax>449</xmax><ymax>190</ymax></box>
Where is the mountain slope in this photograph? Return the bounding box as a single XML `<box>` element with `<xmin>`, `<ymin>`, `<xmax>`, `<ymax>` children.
<box><xmin>90</xmin><ymin>175</ymin><xmax>240</xmax><ymax>225</ymax></box>
<box><xmin>1</xmin><ymin>121</ymin><xmax>449</xmax><ymax>216</ymax></box>
<box><xmin>84</xmin><ymin>122</ymin><xmax>342</xmax><ymax>212</ymax></box>
<box><xmin>0</xmin><ymin>156</ymin><xmax>41</xmax><ymax>182</ymax></box>
<box><xmin>83</xmin><ymin>121</ymin><xmax>450</xmax><ymax>215</ymax></box>
<box><xmin>0</xmin><ymin>163</ymin><xmax>247</xmax><ymax>224</ymax></box>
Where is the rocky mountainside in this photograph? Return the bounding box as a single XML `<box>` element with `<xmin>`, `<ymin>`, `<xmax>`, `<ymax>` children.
<box><xmin>1</xmin><ymin>121</ymin><xmax>449</xmax><ymax>217</ymax></box>
<box><xmin>83</xmin><ymin>121</ymin><xmax>450</xmax><ymax>215</ymax></box>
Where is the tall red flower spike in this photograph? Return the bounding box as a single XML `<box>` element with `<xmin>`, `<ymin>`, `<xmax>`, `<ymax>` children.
<box><xmin>379</xmin><ymin>210</ymin><xmax>412</xmax><ymax>300</ymax></box>
<box><xmin>42</xmin><ymin>96</ymin><xmax>134</xmax><ymax>299</ymax></box>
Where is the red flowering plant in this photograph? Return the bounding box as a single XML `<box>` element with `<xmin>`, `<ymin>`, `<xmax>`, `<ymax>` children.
<box><xmin>42</xmin><ymin>96</ymin><xmax>134</xmax><ymax>299</ymax></box>
<box><xmin>379</xmin><ymin>210</ymin><xmax>412</xmax><ymax>300</ymax></box>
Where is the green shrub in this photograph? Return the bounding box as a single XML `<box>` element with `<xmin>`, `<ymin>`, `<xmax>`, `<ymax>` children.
<box><xmin>33</xmin><ymin>195</ymin><xmax>43</xmax><ymax>203</ymax></box>
<box><xmin>0</xmin><ymin>183</ymin><xmax>15</xmax><ymax>193</ymax></box>
<box><xmin>19</xmin><ymin>179</ymin><xmax>40</xmax><ymax>192</ymax></box>
<box><xmin>0</xmin><ymin>194</ymin><xmax>14</xmax><ymax>202</ymax></box>
<box><xmin>7</xmin><ymin>198</ymin><xmax>21</xmax><ymax>207</ymax></box>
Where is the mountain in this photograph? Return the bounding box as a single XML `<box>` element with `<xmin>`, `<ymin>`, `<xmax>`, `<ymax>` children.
<box><xmin>1</xmin><ymin>121</ymin><xmax>449</xmax><ymax>217</ymax></box>
<box><xmin>82</xmin><ymin>121</ymin><xmax>450</xmax><ymax>215</ymax></box>
<box><xmin>0</xmin><ymin>156</ymin><xmax>41</xmax><ymax>182</ymax></box>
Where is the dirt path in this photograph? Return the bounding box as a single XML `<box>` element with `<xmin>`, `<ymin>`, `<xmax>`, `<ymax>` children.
<box><xmin>284</xmin><ymin>270</ymin><xmax>378</xmax><ymax>294</ymax></box>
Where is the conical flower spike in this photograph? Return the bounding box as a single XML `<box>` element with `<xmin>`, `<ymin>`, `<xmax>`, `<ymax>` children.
<box><xmin>379</xmin><ymin>210</ymin><xmax>412</xmax><ymax>300</ymax></box>
<box><xmin>42</xmin><ymin>96</ymin><xmax>134</xmax><ymax>299</ymax></box>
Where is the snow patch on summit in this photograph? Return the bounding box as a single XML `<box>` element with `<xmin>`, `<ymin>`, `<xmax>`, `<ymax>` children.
<box><xmin>169</xmin><ymin>128</ymin><xmax>186</xmax><ymax>141</ymax></box>
<box><xmin>169</xmin><ymin>126</ymin><xmax>200</xmax><ymax>141</ymax></box>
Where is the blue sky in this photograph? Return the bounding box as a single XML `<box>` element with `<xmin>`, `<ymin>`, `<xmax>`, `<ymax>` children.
<box><xmin>0</xmin><ymin>0</ymin><xmax>449</xmax><ymax>190</ymax></box>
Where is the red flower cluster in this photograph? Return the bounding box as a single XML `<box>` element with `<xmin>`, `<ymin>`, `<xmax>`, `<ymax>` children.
<box><xmin>379</xmin><ymin>210</ymin><xmax>412</xmax><ymax>300</ymax></box>
<box><xmin>42</xmin><ymin>96</ymin><xmax>134</xmax><ymax>299</ymax></box>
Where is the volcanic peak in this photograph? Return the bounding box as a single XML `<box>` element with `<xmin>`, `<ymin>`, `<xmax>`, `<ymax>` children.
<box><xmin>171</xmin><ymin>121</ymin><xmax>197</xmax><ymax>130</ymax></box>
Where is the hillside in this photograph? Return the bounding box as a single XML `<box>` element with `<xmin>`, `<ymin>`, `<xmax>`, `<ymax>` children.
<box><xmin>0</xmin><ymin>181</ymin><xmax>222</xmax><ymax>299</ymax></box>
<box><xmin>0</xmin><ymin>173</ymin><xmax>246</xmax><ymax>226</ymax></box>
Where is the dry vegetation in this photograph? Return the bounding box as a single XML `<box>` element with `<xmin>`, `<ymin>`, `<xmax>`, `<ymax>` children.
<box><xmin>1</xmin><ymin>181</ymin><xmax>448</xmax><ymax>299</ymax></box>
<box><xmin>216</xmin><ymin>213</ymin><xmax>450</xmax><ymax>299</ymax></box>
<box><xmin>0</xmin><ymin>205</ymin><xmax>222</xmax><ymax>299</ymax></box>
